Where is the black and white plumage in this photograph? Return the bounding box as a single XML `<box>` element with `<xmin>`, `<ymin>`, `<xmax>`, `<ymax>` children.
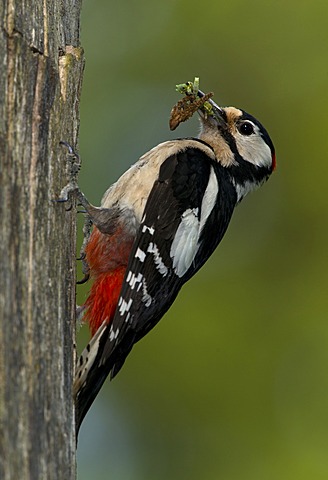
<box><xmin>73</xmin><ymin>94</ymin><xmax>276</xmax><ymax>433</ymax></box>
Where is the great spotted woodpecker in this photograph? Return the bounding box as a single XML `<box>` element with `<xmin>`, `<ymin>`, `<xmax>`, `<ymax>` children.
<box><xmin>67</xmin><ymin>89</ymin><xmax>276</xmax><ymax>434</ymax></box>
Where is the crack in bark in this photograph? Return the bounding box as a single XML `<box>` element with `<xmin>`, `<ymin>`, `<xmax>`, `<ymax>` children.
<box><xmin>27</xmin><ymin>54</ymin><xmax>46</xmax><ymax>397</ymax></box>
<box><xmin>6</xmin><ymin>37</ymin><xmax>15</xmax><ymax>153</ymax></box>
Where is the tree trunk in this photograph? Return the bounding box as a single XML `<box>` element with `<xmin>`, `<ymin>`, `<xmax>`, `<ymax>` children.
<box><xmin>0</xmin><ymin>1</ymin><xmax>83</xmax><ymax>478</ymax></box>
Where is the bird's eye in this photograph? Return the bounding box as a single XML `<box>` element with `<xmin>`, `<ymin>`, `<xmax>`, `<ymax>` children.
<box><xmin>238</xmin><ymin>122</ymin><xmax>255</xmax><ymax>136</ymax></box>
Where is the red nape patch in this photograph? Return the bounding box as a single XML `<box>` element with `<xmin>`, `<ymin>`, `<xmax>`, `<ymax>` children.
<box><xmin>84</xmin><ymin>266</ymin><xmax>126</xmax><ymax>335</ymax></box>
<box><xmin>272</xmin><ymin>153</ymin><xmax>277</xmax><ymax>171</ymax></box>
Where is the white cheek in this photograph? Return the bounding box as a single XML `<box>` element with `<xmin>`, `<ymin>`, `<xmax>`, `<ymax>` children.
<box><xmin>236</xmin><ymin>135</ymin><xmax>272</xmax><ymax>168</ymax></box>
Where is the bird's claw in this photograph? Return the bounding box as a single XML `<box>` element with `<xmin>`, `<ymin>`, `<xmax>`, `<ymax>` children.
<box><xmin>57</xmin><ymin>141</ymin><xmax>81</xmax><ymax>203</ymax></box>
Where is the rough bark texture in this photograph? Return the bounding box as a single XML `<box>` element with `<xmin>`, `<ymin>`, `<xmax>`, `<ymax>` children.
<box><xmin>0</xmin><ymin>1</ymin><xmax>84</xmax><ymax>478</ymax></box>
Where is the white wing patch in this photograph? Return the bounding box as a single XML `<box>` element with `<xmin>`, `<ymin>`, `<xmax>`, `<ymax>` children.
<box><xmin>109</xmin><ymin>327</ymin><xmax>120</xmax><ymax>342</ymax></box>
<box><xmin>142</xmin><ymin>279</ymin><xmax>152</xmax><ymax>307</ymax></box>
<box><xmin>142</xmin><ymin>224</ymin><xmax>155</xmax><ymax>235</ymax></box>
<box><xmin>147</xmin><ymin>242</ymin><xmax>168</xmax><ymax>276</ymax></box>
<box><xmin>199</xmin><ymin>167</ymin><xmax>219</xmax><ymax>233</ymax></box>
<box><xmin>135</xmin><ymin>248</ymin><xmax>146</xmax><ymax>262</ymax></box>
<box><xmin>127</xmin><ymin>271</ymin><xmax>143</xmax><ymax>290</ymax></box>
<box><xmin>170</xmin><ymin>207</ymin><xmax>200</xmax><ymax>277</ymax></box>
<box><xmin>170</xmin><ymin>166</ymin><xmax>219</xmax><ymax>278</ymax></box>
<box><xmin>119</xmin><ymin>298</ymin><xmax>133</xmax><ymax>316</ymax></box>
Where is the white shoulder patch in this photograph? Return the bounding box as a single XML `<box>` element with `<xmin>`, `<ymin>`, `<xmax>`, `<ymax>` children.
<box><xmin>170</xmin><ymin>208</ymin><xmax>199</xmax><ymax>277</ymax></box>
<box><xmin>199</xmin><ymin>167</ymin><xmax>219</xmax><ymax>233</ymax></box>
<box><xmin>169</xmin><ymin>167</ymin><xmax>219</xmax><ymax>278</ymax></box>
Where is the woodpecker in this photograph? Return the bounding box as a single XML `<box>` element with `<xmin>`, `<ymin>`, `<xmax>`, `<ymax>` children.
<box><xmin>70</xmin><ymin>89</ymin><xmax>276</xmax><ymax>434</ymax></box>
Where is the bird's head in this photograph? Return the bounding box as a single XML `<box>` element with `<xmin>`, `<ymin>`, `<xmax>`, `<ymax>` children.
<box><xmin>198</xmin><ymin>94</ymin><xmax>275</xmax><ymax>170</ymax></box>
<box><xmin>198</xmin><ymin>93</ymin><xmax>276</xmax><ymax>200</ymax></box>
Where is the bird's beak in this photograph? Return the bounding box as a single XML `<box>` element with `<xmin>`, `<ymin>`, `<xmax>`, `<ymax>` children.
<box><xmin>197</xmin><ymin>90</ymin><xmax>226</xmax><ymax>129</ymax></box>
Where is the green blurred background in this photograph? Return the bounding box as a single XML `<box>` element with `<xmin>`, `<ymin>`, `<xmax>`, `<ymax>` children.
<box><xmin>76</xmin><ymin>1</ymin><xmax>328</xmax><ymax>479</ymax></box>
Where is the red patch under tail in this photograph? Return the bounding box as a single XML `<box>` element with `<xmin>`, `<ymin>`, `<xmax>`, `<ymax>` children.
<box><xmin>83</xmin><ymin>227</ymin><xmax>134</xmax><ymax>336</ymax></box>
<box><xmin>84</xmin><ymin>267</ymin><xmax>126</xmax><ymax>336</ymax></box>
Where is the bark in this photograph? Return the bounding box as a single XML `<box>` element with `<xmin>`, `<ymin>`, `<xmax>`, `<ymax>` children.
<box><xmin>0</xmin><ymin>1</ymin><xmax>84</xmax><ymax>478</ymax></box>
